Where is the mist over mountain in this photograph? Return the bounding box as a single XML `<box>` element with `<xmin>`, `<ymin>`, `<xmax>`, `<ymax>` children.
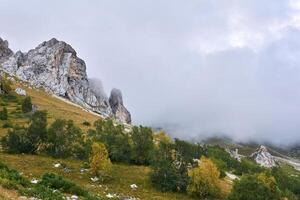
<box><xmin>2</xmin><ymin>0</ymin><xmax>300</xmax><ymax>145</ymax></box>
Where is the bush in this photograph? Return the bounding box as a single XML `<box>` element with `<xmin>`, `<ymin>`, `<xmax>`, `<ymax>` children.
<box><xmin>187</xmin><ymin>156</ymin><xmax>222</xmax><ymax>199</ymax></box>
<box><xmin>20</xmin><ymin>184</ymin><xmax>64</xmax><ymax>200</ymax></box>
<box><xmin>0</xmin><ymin>107</ymin><xmax>8</xmax><ymax>120</ymax></box>
<box><xmin>1</xmin><ymin>127</ymin><xmax>33</xmax><ymax>153</ymax></box>
<box><xmin>2</xmin><ymin>121</ymin><xmax>13</xmax><ymax>128</ymax></box>
<box><xmin>228</xmin><ymin>173</ymin><xmax>281</xmax><ymax>200</ymax></box>
<box><xmin>271</xmin><ymin>167</ymin><xmax>300</xmax><ymax>197</ymax></box>
<box><xmin>40</xmin><ymin>173</ymin><xmax>87</xmax><ymax>196</ymax></box>
<box><xmin>0</xmin><ymin>78</ymin><xmax>12</xmax><ymax>94</ymax></box>
<box><xmin>83</xmin><ymin>121</ymin><xmax>91</xmax><ymax>126</ymax></box>
<box><xmin>21</xmin><ymin>96</ymin><xmax>32</xmax><ymax>113</ymax></box>
<box><xmin>2</xmin><ymin>111</ymin><xmax>48</xmax><ymax>154</ymax></box>
<box><xmin>234</xmin><ymin>158</ymin><xmax>264</xmax><ymax>175</ymax></box>
<box><xmin>0</xmin><ymin>162</ymin><xmax>30</xmax><ymax>189</ymax></box>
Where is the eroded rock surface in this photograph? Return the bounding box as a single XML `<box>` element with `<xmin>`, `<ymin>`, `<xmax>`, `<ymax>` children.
<box><xmin>109</xmin><ymin>88</ymin><xmax>131</xmax><ymax>124</ymax></box>
<box><xmin>251</xmin><ymin>145</ymin><xmax>276</xmax><ymax>168</ymax></box>
<box><xmin>0</xmin><ymin>37</ymin><xmax>131</xmax><ymax>123</ymax></box>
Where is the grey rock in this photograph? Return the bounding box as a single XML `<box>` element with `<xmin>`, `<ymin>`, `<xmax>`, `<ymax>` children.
<box><xmin>109</xmin><ymin>88</ymin><xmax>131</xmax><ymax>124</ymax></box>
<box><xmin>0</xmin><ymin>38</ymin><xmax>13</xmax><ymax>62</ymax></box>
<box><xmin>15</xmin><ymin>87</ymin><xmax>26</xmax><ymax>96</ymax></box>
<box><xmin>250</xmin><ymin>145</ymin><xmax>276</xmax><ymax>168</ymax></box>
<box><xmin>0</xmin><ymin>37</ymin><xmax>131</xmax><ymax>123</ymax></box>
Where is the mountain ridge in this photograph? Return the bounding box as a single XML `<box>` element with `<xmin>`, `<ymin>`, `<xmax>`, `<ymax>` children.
<box><xmin>0</xmin><ymin>37</ymin><xmax>131</xmax><ymax>124</ymax></box>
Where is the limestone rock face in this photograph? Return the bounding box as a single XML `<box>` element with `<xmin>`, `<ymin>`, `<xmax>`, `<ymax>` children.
<box><xmin>15</xmin><ymin>88</ymin><xmax>26</xmax><ymax>96</ymax></box>
<box><xmin>109</xmin><ymin>88</ymin><xmax>131</xmax><ymax>124</ymax></box>
<box><xmin>0</xmin><ymin>37</ymin><xmax>131</xmax><ymax>123</ymax></box>
<box><xmin>0</xmin><ymin>38</ymin><xmax>13</xmax><ymax>62</ymax></box>
<box><xmin>250</xmin><ymin>145</ymin><xmax>276</xmax><ymax>168</ymax></box>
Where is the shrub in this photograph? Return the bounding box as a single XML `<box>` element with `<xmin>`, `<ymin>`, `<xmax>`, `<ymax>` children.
<box><xmin>83</xmin><ymin>121</ymin><xmax>91</xmax><ymax>126</ymax></box>
<box><xmin>234</xmin><ymin>158</ymin><xmax>264</xmax><ymax>175</ymax></box>
<box><xmin>228</xmin><ymin>173</ymin><xmax>281</xmax><ymax>200</ymax></box>
<box><xmin>89</xmin><ymin>142</ymin><xmax>112</xmax><ymax>179</ymax></box>
<box><xmin>21</xmin><ymin>96</ymin><xmax>32</xmax><ymax>113</ymax></box>
<box><xmin>187</xmin><ymin>156</ymin><xmax>222</xmax><ymax>199</ymax></box>
<box><xmin>0</xmin><ymin>107</ymin><xmax>8</xmax><ymax>120</ymax></box>
<box><xmin>271</xmin><ymin>167</ymin><xmax>300</xmax><ymax>197</ymax></box>
<box><xmin>1</xmin><ymin>127</ymin><xmax>33</xmax><ymax>153</ymax></box>
<box><xmin>0</xmin><ymin>162</ymin><xmax>30</xmax><ymax>189</ymax></box>
<box><xmin>39</xmin><ymin>173</ymin><xmax>87</xmax><ymax>196</ymax></box>
<box><xmin>20</xmin><ymin>184</ymin><xmax>64</xmax><ymax>200</ymax></box>
<box><xmin>2</xmin><ymin>121</ymin><xmax>12</xmax><ymax>128</ymax></box>
<box><xmin>0</xmin><ymin>78</ymin><xmax>12</xmax><ymax>94</ymax></box>
<box><xmin>2</xmin><ymin>111</ymin><xmax>48</xmax><ymax>154</ymax></box>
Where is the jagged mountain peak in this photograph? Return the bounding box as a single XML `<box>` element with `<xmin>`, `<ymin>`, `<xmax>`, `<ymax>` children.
<box><xmin>0</xmin><ymin>37</ymin><xmax>131</xmax><ymax>124</ymax></box>
<box><xmin>109</xmin><ymin>88</ymin><xmax>131</xmax><ymax>124</ymax></box>
<box><xmin>0</xmin><ymin>38</ymin><xmax>13</xmax><ymax>62</ymax></box>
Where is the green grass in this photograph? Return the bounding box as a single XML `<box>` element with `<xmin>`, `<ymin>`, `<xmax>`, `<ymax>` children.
<box><xmin>0</xmin><ymin>153</ymin><xmax>194</xmax><ymax>200</ymax></box>
<box><xmin>0</xmin><ymin>80</ymin><xmax>233</xmax><ymax>199</ymax></box>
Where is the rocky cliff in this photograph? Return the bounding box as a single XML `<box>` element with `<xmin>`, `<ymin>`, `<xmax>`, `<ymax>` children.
<box><xmin>0</xmin><ymin>37</ymin><xmax>131</xmax><ymax>124</ymax></box>
<box><xmin>250</xmin><ymin>145</ymin><xmax>276</xmax><ymax>168</ymax></box>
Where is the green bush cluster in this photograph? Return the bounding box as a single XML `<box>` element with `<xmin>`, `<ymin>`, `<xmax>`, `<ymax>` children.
<box><xmin>0</xmin><ymin>107</ymin><xmax>8</xmax><ymax>120</ymax></box>
<box><xmin>0</xmin><ymin>162</ymin><xmax>30</xmax><ymax>190</ymax></box>
<box><xmin>21</xmin><ymin>96</ymin><xmax>32</xmax><ymax>113</ymax></box>
<box><xmin>39</xmin><ymin>173</ymin><xmax>87</xmax><ymax>196</ymax></box>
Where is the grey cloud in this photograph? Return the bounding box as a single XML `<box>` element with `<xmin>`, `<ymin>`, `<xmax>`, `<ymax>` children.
<box><xmin>1</xmin><ymin>0</ymin><xmax>300</xmax><ymax>145</ymax></box>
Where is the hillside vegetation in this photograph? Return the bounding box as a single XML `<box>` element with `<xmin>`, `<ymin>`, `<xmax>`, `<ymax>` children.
<box><xmin>0</xmin><ymin>77</ymin><xmax>299</xmax><ymax>200</ymax></box>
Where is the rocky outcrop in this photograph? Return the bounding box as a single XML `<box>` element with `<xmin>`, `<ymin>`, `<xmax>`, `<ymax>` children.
<box><xmin>227</xmin><ymin>148</ymin><xmax>242</xmax><ymax>162</ymax></box>
<box><xmin>109</xmin><ymin>88</ymin><xmax>131</xmax><ymax>124</ymax></box>
<box><xmin>0</xmin><ymin>37</ymin><xmax>131</xmax><ymax>123</ymax></box>
<box><xmin>0</xmin><ymin>38</ymin><xmax>13</xmax><ymax>62</ymax></box>
<box><xmin>15</xmin><ymin>88</ymin><xmax>26</xmax><ymax>96</ymax></box>
<box><xmin>250</xmin><ymin>145</ymin><xmax>276</xmax><ymax>168</ymax></box>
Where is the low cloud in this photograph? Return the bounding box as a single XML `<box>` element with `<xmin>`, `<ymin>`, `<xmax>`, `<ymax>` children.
<box><xmin>1</xmin><ymin>0</ymin><xmax>300</xmax><ymax>145</ymax></box>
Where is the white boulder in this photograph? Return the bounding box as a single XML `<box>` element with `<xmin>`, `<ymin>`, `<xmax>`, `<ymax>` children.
<box><xmin>15</xmin><ymin>87</ymin><xmax>26</xmax><ymax>96</ymax></box>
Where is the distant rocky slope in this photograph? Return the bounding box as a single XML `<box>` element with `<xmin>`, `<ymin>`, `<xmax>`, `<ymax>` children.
<box><xmin>0</xmin><ymin>37</ymin><xmax>131</xmax><ymax>124</ymax></box>
<box><xmin>250</xmin><ymin>145</ymin><xmax>276</xmax><ymax>168</ymax></box>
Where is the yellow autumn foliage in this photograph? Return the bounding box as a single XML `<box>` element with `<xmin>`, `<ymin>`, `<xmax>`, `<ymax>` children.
<box><xmin>89</xmin><ymin>142</ymin><xmax>112</xmax><ymax>177</ymax></box>
<box><xmin>187</xmin><ymin>156</ymin><xmax>222</xmax><ymax>198</ymax></box>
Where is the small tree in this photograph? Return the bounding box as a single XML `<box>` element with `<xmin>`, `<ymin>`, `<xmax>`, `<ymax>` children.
<box><xmin>21</xmin><ymin>96</ymin><xmax>32</xmax><ymax>113</ymax></box>
<box><xmin>187</xmin><ymin>156</ymin><xmax>222</xmax><ymax>199</ymax></box>
<box><xmin>1</xmin><ymin>126</ymin><xmax>32</xmax><ymax>153</ymax></box>
<box><xmin>131</xmin><ymin>126</ymin><xmax>155</xmax><ymax>165</ymax></box>
<box><xmin>0</xmin><ymin>107</ymin><xmax>8</xmax><ymax>120</ymax></box>
<box><xmin>27</xmin><ymin>110</ymin><xmax>47</xmax><ymax>153</ymax></box>
<box><xmin>47</xmin><ymin>119</ymin><xmax>84</xmax><ymax>158</ymax></box>
<box><xmin>89</xmin><ymin>142</ymin><xmax>112</xmax><ymax>179</ymax></box>
<box><xmin>150</xmin><ymin>142</ymin><xmax>189</xmax><ymax>192</ymax></box>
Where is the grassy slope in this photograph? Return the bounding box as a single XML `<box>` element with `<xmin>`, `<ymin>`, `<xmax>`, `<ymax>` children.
<box><xmin>0</xmin><ymin>81</ymin><xmax>203</xmax><ymax>200</ymax></box>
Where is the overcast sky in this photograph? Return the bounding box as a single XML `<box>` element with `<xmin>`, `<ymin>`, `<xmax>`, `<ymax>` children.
<box><xmin>1</xmin><ymin>0</ymin><xmax>300</xmax><ymax>145</ymax></box>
